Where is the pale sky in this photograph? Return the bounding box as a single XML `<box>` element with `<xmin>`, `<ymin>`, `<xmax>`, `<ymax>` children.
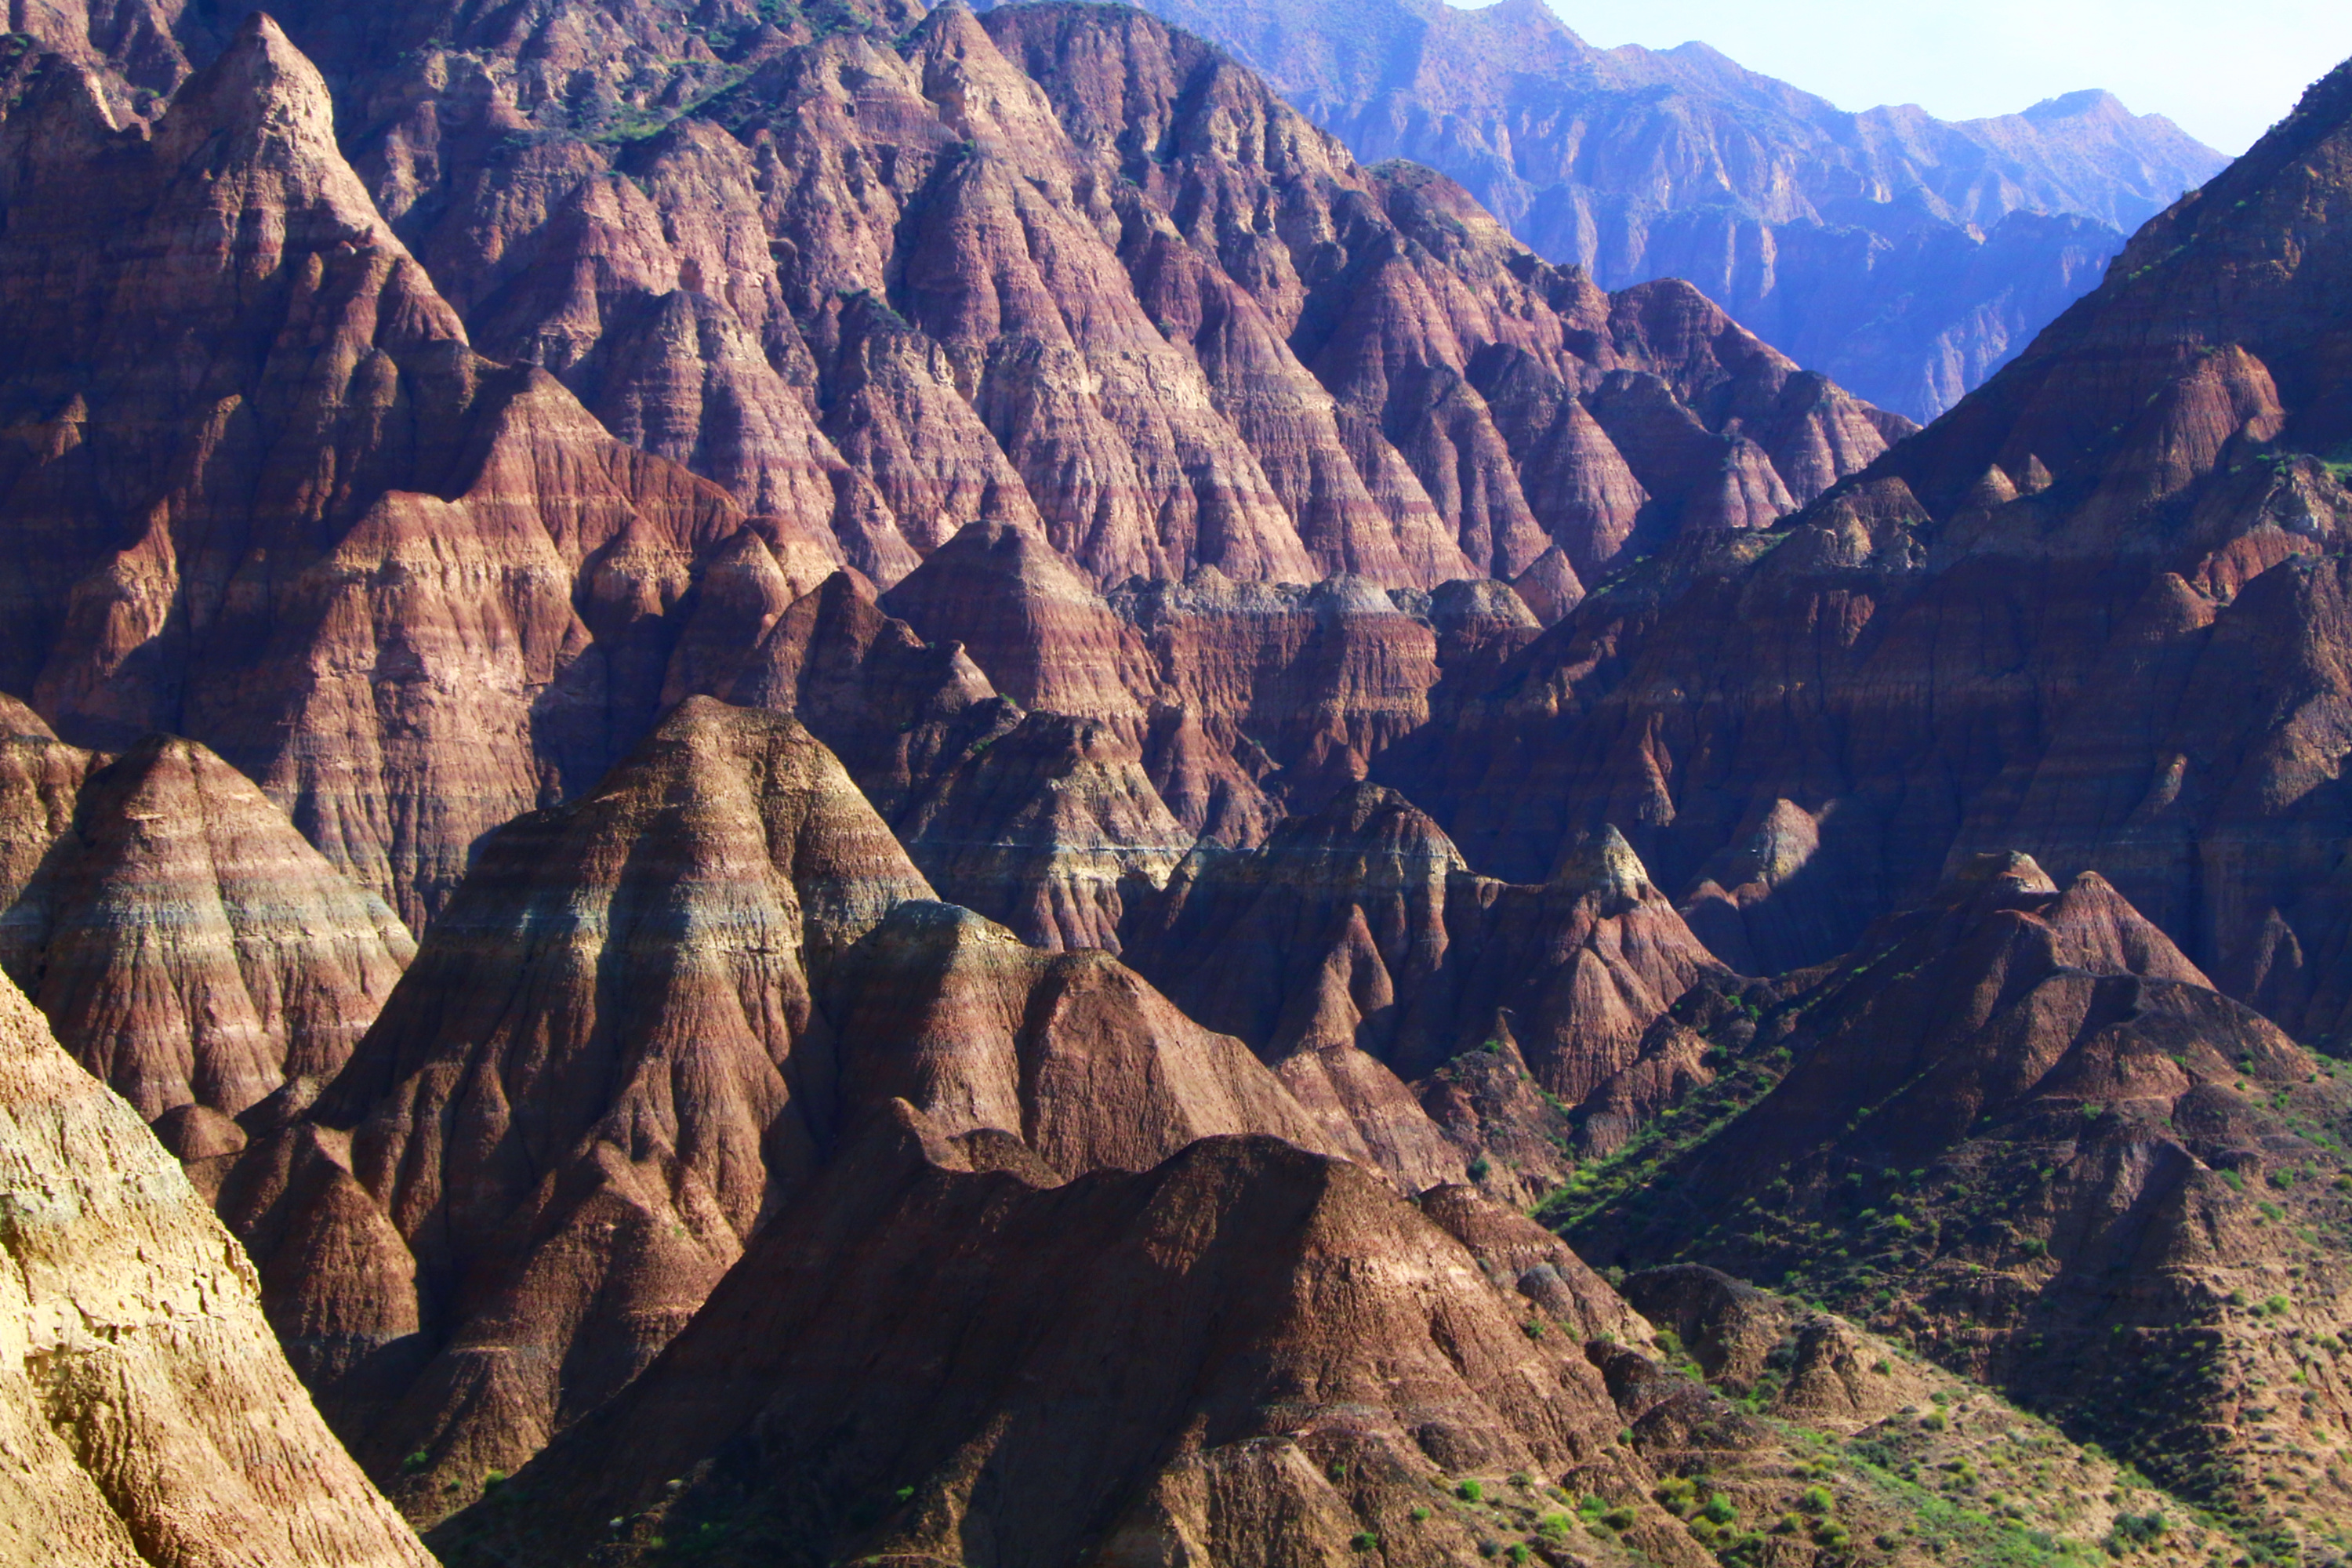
<box><xmin>1531</xmin><ymin>0</ymin><xmax>2352</xmax><ymax>154</ymax></box>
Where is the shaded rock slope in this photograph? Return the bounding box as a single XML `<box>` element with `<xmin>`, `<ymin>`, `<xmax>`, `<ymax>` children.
<box><xmin>0</xmin><ymin>0</ymin><xmax>1905</xmax><ymax>947</ymax></box>
<box><xmin>0</xmin><ymin>717</ymin><xmax>412</xmax><ymax>1188</ymax></box>
<box><xmin>0</xmin><ymin>962</ymin><xmax>434</xmax><ymax>1568</ymax></box>
<box><xmin>430</xmin><ymin>1111</ymin><xmax>2227</xmax><ymax>1568</ymax></box>
<box><xmin>1557</xmin><ymin>854</ymin><xmax>2352</xmax><ymax>1555</ymax></box>
<box><xmin>1037</xmin><ymin>0</ymin><xmax>2231</xmax><ymax>421</ymax></box>
<box><xmin>0</xmin><ymin>16</ymin><xmax>765</xmax><ymax>929</ymax></box>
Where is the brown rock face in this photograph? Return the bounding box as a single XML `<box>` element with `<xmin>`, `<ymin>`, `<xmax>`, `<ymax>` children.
<box><xmin>1566</xmin><ymin>854</ymin><xmax>2352</xmax><ymax>1539</ymax></box>
<box><xmin>0</xmin><ymin>727</ymin><xmax>412</xmax><ymax>1183</ymax></box>
<box><xmin>0</xmin><ymin>16</ymin><xmax>766</xmax><ymax>929</ymax></box>
<box><xmin>0</xmin><ymin>964</ymin><xmax>433</xmax><ymax>1568</ymax></box>
<box><xmin>1073</xmin><ymin>0</ymin><xmax>2227</xmax><ymax>421</ymax></box>
<box><xmin>0</xmin><ymin>0</ymin><xmax>1904</xmax><ymax>957</ymax></box>
<box><xmin>429</xmin><ymin>1112</ymin><xmax>2198</xmax><ymax>1568</ymax></box>
<box><xmin>1123</xmin><ymin>786</ymin><xmax>1729</xmax><ymax>1200</ymax></box>
<box><xmin>1134</xmin><ymin>787</ymin><xmax>1726</xmax><ymax>1098</ymax></box>
<box><xmin>823</xmin><ymin>900</ymin><xmax>1341</xmax><ymax>1175</ymax></box>
<box><xmin>880</xmin><ymin>520</ymin><xmax>1156</xmax><ymax>724</ymax></box>
<box><xmin>218</xmin><ymin>698</ymin><xmax>933</xmax><ymax>1519</ymax></box>
<box><xmin>221</xmin><ymin>698</ymin><xmax>1352</xmax><ymax>1519</ymax></box>
<box><xmin>430</xmin><ymin>1125</ymin><xmax>1667</xmax><ymax>1568</ymax></box>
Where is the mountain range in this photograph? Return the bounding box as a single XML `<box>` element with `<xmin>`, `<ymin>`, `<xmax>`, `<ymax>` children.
<box><xmin>1003</xmin><ymin>0</ymin><xmax>2231</xmax><ymax>421</ymax></box>
<box><xmin>0</xmin><ymin>0</ymin><xmax>2348</xmax><ymax>1564</ymax></box>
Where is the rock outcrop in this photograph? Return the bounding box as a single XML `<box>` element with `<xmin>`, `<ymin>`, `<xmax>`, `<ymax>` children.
<box><xmin>0</xmin><ymin>724</ymin><xmax>412</xmax><ymax>1187</ymax></box>
<box><xmin>217</xmin><ymin>699</ymin><xmax>934</xmax><ymax>1519</ymax></box>
<box><xmin>430</xmin><ymin>1127</ymin><xmax>1670</xmax><ymax>1568</ymax></box>
<box><xmin>433</xmin><ymin>1111</ymin><xmax>2219</xmax><ymax>1568</ymax></box>
<box><xmin>0</xmin><ymin>964</ymin><xmax>434</xmax><ymax>1568</ymax></box>
<box><xmin>0</xmin><ymin>3</ymin><xmax>1904</xmax><ymax>951</ymax></box>
<box><xmin>0</xmin><ymin>16</ymin><xmax>764</xmax><ymax>929</ymax></box>
<box><xmin>1134</xmin><ymin>788</ymin><xmax>1726</xmax><ymax>1093</ymax></box>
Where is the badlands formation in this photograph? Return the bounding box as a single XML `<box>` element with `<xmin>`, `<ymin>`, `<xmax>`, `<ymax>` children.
<box><xmin>0</xmin><ymin>0</ymin><xmax>2346</xmax><ymax>1564</ymax></box>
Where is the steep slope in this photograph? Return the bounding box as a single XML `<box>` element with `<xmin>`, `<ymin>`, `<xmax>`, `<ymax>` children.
<box><xmin>151</xmin><ymin>0</ymin><xmax>1898</xmax><ymax>596</ymax></box>
<box><xmin>1047</xmin><ymin>0</ymin><xmax>2230</xmax><ymax>421</ymax></box>
<box><xmin>1393</xmin><ymin>57</ymin><xmax>2352</xmax><ymax>1029</ymax></box>
<box><xmin>0</xmin><ymin>17</ymin><xmax>778</xmax><ymax>928</ymax></box>
<box><xmin>220</xmin><ymin>698</ymin><xmax>1358</xmax><ymax>1523</ymax></box>
<box><xmin>982</xmin><ymin>2</ymin><xmax>1908</xmax><ymax>583</ymax></box>
<box><xmin>1559</xmin><ymin>854</ymin><xmax>2352</xmax><ymax>1555</ymax></box>
<box><xmin>430</xmin><ymin>1112</ymin><xmax>2225</xmax><ymax>1568</ymax></box>
<box><xmin>0</xmin><ymin>724</ymin><xmax>412</xmax><ymax>1185</ymax></box>
<box><xmin>0</xmin><ymin>2</ymin><xmax>1906</xmax><ymax>947</ymax></box>
<box><xmin>0</xmin><ymin>964</ymin><xmax>434</xmax><ymax>1568</ymax></box>
<box><xmin>217</xmin><ymin>699</ymin><xmax>935</xmax><ymax>1519</ymax></box>
<box><xmin>1134</xmin><ymin>788</ymin><xmax>1726</xmax><ymax>1089</ymax></box>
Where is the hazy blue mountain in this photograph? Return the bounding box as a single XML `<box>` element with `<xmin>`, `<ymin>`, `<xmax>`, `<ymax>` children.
<box><xmin>993</xmin><ymin>0</ymin><xmax>2228</xmax><ymax>419</ymax></box>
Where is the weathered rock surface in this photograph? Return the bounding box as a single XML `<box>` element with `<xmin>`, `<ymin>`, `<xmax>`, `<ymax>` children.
<box><xmin>0</xmin><ymin>16</ymin><xmax>766</xmax><ymax>930</ymax></box>
<box><xmin>216</xmin><ymin>699</ymin><xmax>932</xmax><ymax>1519</ymax></box>
<box><xmin>1563</xmin><ymin>854</ymin><xmax>2352</xmax><ymax>1544</ymax></box>
<box><xmin>433</xmin><ymin>1110</ymin><xmax>2214</xmax><ymax>1568</ymax></box>
<box><xmin>0</xmin><ymin>0</ymin><xmax>1910</xmax><ymax>956</ymax></box>
<box><xmin>0</xmin><ymin>963</ymin><xmax>434</xmax><ymax>1568</ymax></box>
<box><xmin>823</xmin><ymin>900</ymin><xmax>1342</xmax><ymax>1175</ymax></box>
<box><xmin>0</xmin><ymin>725</ymin><xmax>412</xmax><ymax>1184</ymax></box>
<box><xmin>1134</xmin><ymin>787</ymin><xmax>1726</xmax><ymax>1097</ymax></box>
<box><xmin>1394</xmin><ymin>59</ymin><xmax>2352</xmax><ymax>1047</ymax></box>
<box><xmin>220</xmin><ymin>698</ymin><xmax>1364</xmax><ymax>1522</ymax></box>
<box><xmin>1058</xmin><ymin>0</ymin><xmax>2229</xmax><ymax>421</ymax></box>
<box><xmin>429</xmin><ymin>1127</ymin><xmax>1675</xmax><ymax>1568</ymax></box>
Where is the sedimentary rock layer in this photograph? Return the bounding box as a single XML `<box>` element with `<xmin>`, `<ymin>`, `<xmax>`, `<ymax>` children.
<box><xmin>0</xmin><ymin>724</ymin><xmax>412</xmax><ymax>1184</ymax></box>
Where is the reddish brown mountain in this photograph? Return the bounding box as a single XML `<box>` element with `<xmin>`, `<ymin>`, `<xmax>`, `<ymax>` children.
<box><xmin>0</xmin><ymin>723</ymin><xmax>412</xmax><ymax>1185</ymax></box>
<box><xmin>0</xmin><ymin>0</ymin><xmax>1902</xmax><ymax>955</ymax></box>
<box><xmin>1562</xmin><ymin>853</ymin><xmax>2352</xmax><ymax>1548</ymax></box>
<box><xmin>220</xmin><ymin>699</ymin><xmax>1355</xmax><ymax>1521</ymax></box>
<box><xmin>1132</xmin><ymin>785</ymin><xmax>1724</xmax><ymax>1119</ymax></box>
<box><xmin>0</xmin><ymin>16</ymin><xmax>768</xmax><ymax>929</ymax></box>
<box><xmin>0</xmin><ymin>964</ymin><xmax>434</xmax><ymax>1568</ymax></box>
<box><xmin>430</xmin><ymin>1109</ymin><xmax>2215</xmax><ymax>1568</ymax></box>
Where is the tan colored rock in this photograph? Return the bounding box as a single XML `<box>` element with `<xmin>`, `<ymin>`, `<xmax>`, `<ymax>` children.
<box><xmin>0</xmin><ymin>964</ymin><xmax>433</xmax><ymax>1568</ymax></box>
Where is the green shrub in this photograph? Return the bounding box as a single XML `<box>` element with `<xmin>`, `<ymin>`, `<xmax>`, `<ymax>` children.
<box><xmin>1457</xmin><ymin>1479</ymin><xmax>1484</xmax><ymax>1503</ymax></box>
<box><xmin>1798</xmin><ymin>1486</ymin><xmax>1834</xmax><ymax>1515</ymax></box>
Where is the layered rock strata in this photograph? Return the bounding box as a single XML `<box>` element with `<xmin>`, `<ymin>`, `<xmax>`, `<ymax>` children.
<box><xmin>0</xmin><ymin>723</ymin><xmax>412</xmax><ymax>1185</ymax></box>
<box><xmin>220</xmin><ymin>699</ymin><xmax>1365</xmax><ymax>1522</ymax></box>
<box><xmin>1394</xmin><ymin>60</ymin><xmax>2352</xmax><ymax>1041</ymax></box>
